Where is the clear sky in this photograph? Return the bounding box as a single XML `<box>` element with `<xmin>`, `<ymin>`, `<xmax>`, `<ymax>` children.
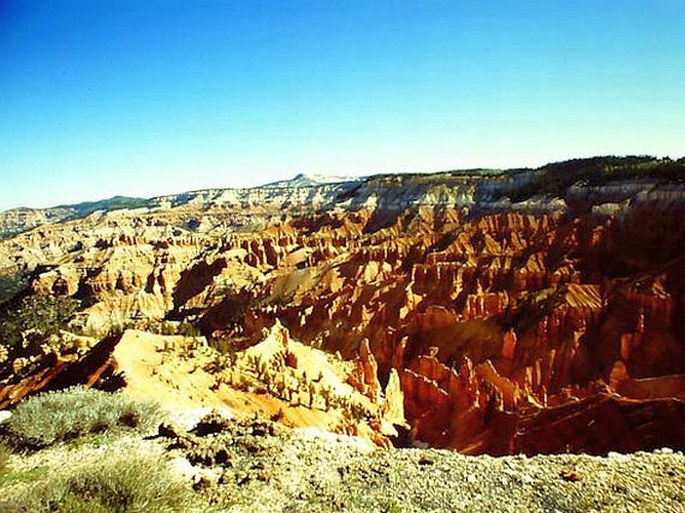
<box><xmin>1</xmin><ymin>0</ymin><xmax>684</xmax><ymax>210</ymax></box>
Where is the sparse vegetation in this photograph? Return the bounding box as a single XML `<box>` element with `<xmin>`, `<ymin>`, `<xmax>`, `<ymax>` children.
<box><xmin>497</xmin><ymin>156</ymin><xmax>685</xmax><ymax>203</ymax></box>
<box><xmin>0</xmin><ymin>295</ymin><xmax>81</xmax><ymax>348</ymax></box>
<box><xmin>0</xmin><ymin>273</ymin><xmax>29</xmax><ymax>306</ymax></box>
<box><xmin>0</xmin><ymin>452</ymin><xmax>208</xmax><ymax>513</ymax></box>
<box><xmin>60</xmin><ymin>196</ymin><xmax>149</xmax><ymax>222</ymax></box>
<box><xmin>0</xmin><ymin>443</ymin><xmax>12</xmax><ymax>473</ymax></box>
<box><xmin>381</xmin><ymin>499</ymin><xmax>403</xmax><ymax>513</ymax></box>
<box><xmin>0</xmin><ymin>465</ymin><xmax>49</xmax><ymax>488</ymax></box>
<box><xmin>177</xmin><ymin>322</ymin><xmax>201</xmax><ymax>337</ymax></box>
<box><xmin>2</xmin><ymin>386</ymin><xmax>161</xmax><ymax>449</ymax></box>
<box><xmin>535</xmin><ymin>486</ymin><xmax>606</xmax><ymax>513</ymax></box>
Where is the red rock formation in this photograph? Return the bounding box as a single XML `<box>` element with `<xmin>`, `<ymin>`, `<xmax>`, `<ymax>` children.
<box><xmin>2</xmin><ymin>165</ymin><xmax>684</xmax><ymax>454</ymax></box>
<box><xmin>347</xmin><ymin>339</ymin><xmax>382</xmax><ymax>402</ymax></box>
<box><xmin>513</xmin><ymin>393</ymin><xmax>685</xmax><ymax>455</ymax></box>
<box><xmin>0</xmin><ymin>334</ymin><xmax>121</xmax><ymax>409</ymax></box>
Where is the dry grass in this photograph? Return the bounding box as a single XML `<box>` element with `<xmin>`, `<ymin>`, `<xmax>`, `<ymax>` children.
<box><xmin>0</xmin><ymin>452</ymin><xmax>211</xmax><ymax>513</ymax></box>
<box><xmin>0</xmin><ymin>442</ymin><xmax>12</xmax><ymax>473</ymax></box>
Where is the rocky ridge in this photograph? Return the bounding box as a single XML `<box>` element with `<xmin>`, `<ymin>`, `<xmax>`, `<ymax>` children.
<box><xmin>156</xmin><ymin>411</ymin><xmax>685</xmax><ymax>513</ymax></box>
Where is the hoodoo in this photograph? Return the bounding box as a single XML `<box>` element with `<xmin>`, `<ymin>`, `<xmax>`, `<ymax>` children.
<box><xmin>1</xmin><ymin>157</ymin><xmax>684</xmax><ymax>454</ymax></box>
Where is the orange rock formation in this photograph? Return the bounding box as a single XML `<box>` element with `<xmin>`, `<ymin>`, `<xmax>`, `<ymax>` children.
<box><xmin>1</xmin><ymin>160</ymin><xmax>684</xmax><ymax>454</ymax></box>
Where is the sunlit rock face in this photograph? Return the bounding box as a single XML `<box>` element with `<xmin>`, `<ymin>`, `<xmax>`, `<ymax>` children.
<box><xmin>2</xmin><ymin>157</ymin><xmax>684</xmax><ymax>454</ymax></box>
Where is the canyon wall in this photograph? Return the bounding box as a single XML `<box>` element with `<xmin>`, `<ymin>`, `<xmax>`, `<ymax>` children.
<box><xmin>1</xmin><ymin>158</ymin><xmax>683</xmax><ymax>454</ymax></box>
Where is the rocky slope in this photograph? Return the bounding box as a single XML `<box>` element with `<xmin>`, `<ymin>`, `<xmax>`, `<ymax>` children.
<box><xmin>0</xmin><ymin>156</ymin><xmax>684</xmax><ymax>455</ymax></box>
<box><xmin>160</xmin><ymin>412</ymin><xmax>685</xmax><ymax>513</ymax></box>
<box><xmin>3</xmin><ymin>409</ymin><xmax>684</xmax><ymax>513</ymax></box>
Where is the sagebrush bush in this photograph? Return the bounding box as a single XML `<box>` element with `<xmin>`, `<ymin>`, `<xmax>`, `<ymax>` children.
<box><xmin>0</xmin><ymin>452</ymin><xmax>209</xmax><ymax>513</ymax></box>
<box><xmin>3</xmin><ymin>386</ymin><xmax>161</xmax><ymax>449</ymax></box>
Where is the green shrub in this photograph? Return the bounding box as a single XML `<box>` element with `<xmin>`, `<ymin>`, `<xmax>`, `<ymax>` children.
<box><xmin>3</xmin><ymin>387</ymin><xmax>161</xmax><ymax>449</ymax></box>
<box><xmin>0</xmin><ymin>272</ymin><xmax>28</xmax><ymax>307</ymax></box>
<box><xmin>0</xmin><ymin>453</ymin><xmax>210</xmax><ymax>513</ymax></box>
<box><xmin>0</xmin><ymin>295</ymin><xmax>81</xmax><ymax>348</ymax></box>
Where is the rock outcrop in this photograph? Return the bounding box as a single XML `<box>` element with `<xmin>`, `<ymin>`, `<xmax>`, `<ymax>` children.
<box><xmin>1</xmin><ymin>157</ymin><xmax>683</xmax><ymax>454</ymax></box>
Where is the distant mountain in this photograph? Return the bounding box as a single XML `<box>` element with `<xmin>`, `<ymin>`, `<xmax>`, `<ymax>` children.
<box><xmin>0</xmin><ymin>196</ymin><xmax>148</xmax><ymax>240</ymax></box>
<box><xmin>1</xmin><ymin>156</ymin><xmax>683</xmax><ymax>239</ymax></box>
<box><xmin>57</xmin><ymin>195</ymin><xmax>150</xmax><ymax>220</ymax></box>
<box><xmin>261</xmin><ymin>173</ymin><xmax>362</xmax><ymax>188</ymax></box>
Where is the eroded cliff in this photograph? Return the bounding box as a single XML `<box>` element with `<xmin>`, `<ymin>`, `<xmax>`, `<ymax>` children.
<box><xmin>1</xmin><ymin>157</ymin><xmax>683</xmax><ymax>454</ymax></box>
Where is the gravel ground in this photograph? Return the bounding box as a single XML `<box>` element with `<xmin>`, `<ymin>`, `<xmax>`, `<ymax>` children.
<box><xmin>158</xmin><ymin>413</ymin><xmax>685</xmax><ymax>513</ymax></box>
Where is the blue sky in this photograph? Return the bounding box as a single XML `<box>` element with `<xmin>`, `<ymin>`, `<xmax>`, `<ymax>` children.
<box><xmin>1</xmin><ymin>0</ymin><xmax>684</xmax><ymax>210</ymax></box>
